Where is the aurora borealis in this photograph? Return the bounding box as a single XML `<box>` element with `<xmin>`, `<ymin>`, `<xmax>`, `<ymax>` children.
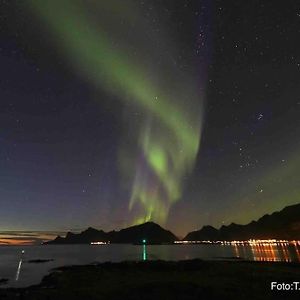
<box><xmin>0</xmin><ymin>0</ymin><xmax>299</xmax><ymax>242</ymax></box>
<box><xmin>29</xmin><ymin>0</ymin><xmax>207</xmax><ymax>225</ymax></box>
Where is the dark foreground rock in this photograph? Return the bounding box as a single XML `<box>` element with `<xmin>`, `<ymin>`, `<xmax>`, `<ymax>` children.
<box><xmin>1</xmin><ymin>260</ymin><xmax>300</xmax><ymax>300</ymax></box>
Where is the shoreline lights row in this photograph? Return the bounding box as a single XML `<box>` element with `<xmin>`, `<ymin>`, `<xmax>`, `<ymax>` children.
<box><xmin>174</xmin><ymin>239</ymin><xmax>300</xmax><ymax>246</ymax></box>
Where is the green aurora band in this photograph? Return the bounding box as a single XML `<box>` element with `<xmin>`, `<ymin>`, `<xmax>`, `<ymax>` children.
<box><xmin>29</xmin><ymin>0</ymin><xmax>206</xmax><ymax>225</ymax></box>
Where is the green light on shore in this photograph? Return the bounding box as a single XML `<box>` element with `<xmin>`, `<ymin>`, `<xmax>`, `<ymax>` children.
<box><xmin>142</xmin><ymin>239</ymin><xmax>147</xmax><ymax>244</ymax></box>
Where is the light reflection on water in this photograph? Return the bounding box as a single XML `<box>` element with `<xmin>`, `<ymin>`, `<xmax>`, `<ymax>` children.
<box><xmin>232</xmin><ymin>243</ymin><xmax>300</xmax><ymax>262</ymax></box>
<box><xmin>15</xmin><ymin>259</ymin><xmax>22</xmax><ymax>281</ymax></box>
<box><xmin>142</xmin><ymin>244</ymin><xmax>147</xmax><ymax>261</ymax></box>
<box><xmin>0</xmin><ymin>243</ymin><xmax>299</xmax><ymax>288</ymax></box>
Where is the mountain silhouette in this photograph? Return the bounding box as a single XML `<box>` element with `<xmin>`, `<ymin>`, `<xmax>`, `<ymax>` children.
<box><xmin>45</xmin><ymin>203</ymin><xmax>300</xmax><ymax>244</ymax></box>
<box><xmin>45</xmin><ymin>222</ymin><xmax>178</xmax><ymax>245</ymax></box>
<box><xmin>184</xmin><ymin>203</ymin><xmax>300</xmax><ymax>241</ymax></box>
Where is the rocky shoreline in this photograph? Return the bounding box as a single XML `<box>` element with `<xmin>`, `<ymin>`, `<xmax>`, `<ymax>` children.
<box><xmin>0</xmin><ymin>260</ymin><xmax>299</xmax><ymax>299</ymax></box>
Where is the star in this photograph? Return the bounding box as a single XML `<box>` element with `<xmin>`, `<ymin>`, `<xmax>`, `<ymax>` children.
<box><xmin>257</xmin><ymin>113</ymin><xmax>264</xmax><ymax>120</ymax></box>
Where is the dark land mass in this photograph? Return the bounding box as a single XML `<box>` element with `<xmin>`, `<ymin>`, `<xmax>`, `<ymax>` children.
<box><xmin>0</xmin><ymin>278</ymin><xmax>9</xmax><ymax>286</ymax></box>
<box><xmin>45</xmin><ymin>222</ymin><xmax>177</xmax><ymax>245</ymax></box>
<box><xmin>27</xmin><ymin>259</ymin><xmax>54</xmax><ymax>264</ymax></box>
<box><xmin>1</xmin><ymin>260</ymin><xmax>300</xmax><ymax>300</ymax></box>
<box><xmin>185</xmin><ymin>203</ymin><xmax>300</xmax><ymax>241</ymax></box>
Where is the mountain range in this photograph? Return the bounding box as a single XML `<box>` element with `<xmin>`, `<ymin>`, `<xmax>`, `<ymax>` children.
<box><xmin>45</xmin><ymin>221</ymin><xmax>177</xmax><ymax>245</ymax></box>
<box><xmin>184</xmin><ymin>203</ymin><xmax>300</xmax><ymax>241</ymax></box>
<box><xmin>45</xmin><ymin>203</ymin><xmax>300</xmax><ymax>244</ymax></box>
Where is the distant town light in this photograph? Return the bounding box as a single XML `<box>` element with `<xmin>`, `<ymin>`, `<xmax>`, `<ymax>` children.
<box><xmin>90</xmin><ymin>241</ymin><xmax>110</xmax><ymax>245</ymax></box>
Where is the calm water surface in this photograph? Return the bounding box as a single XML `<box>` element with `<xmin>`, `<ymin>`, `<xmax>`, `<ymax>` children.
<box><xmin>0</xmin><ymin>243</ymin><xmax>299</xmax><ymax>288</ymax></box>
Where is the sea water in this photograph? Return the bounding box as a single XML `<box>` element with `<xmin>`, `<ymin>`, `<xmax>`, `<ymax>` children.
<box><xmin>0</xmin><ymin>243</ymin><xmax>299</xmax><ymax>288</ymax></box>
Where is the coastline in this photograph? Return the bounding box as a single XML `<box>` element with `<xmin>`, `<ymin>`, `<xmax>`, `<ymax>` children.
<box><xmin>1</xmin><ymin>259</ymin><xmax>300</xmax><ymax>300</ymax></box>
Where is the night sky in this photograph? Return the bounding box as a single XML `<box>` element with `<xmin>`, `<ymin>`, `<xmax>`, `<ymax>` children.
<box><xmin>1</xmin><ymin>0</ymin><xmax>300</xmax><ymax>244</ymax></box>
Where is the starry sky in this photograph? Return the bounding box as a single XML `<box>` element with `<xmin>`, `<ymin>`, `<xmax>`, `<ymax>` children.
<box><xmin>0</xmin><ymin>0</ymin><xmax>300</xmax><ymax>243</ymax></box>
